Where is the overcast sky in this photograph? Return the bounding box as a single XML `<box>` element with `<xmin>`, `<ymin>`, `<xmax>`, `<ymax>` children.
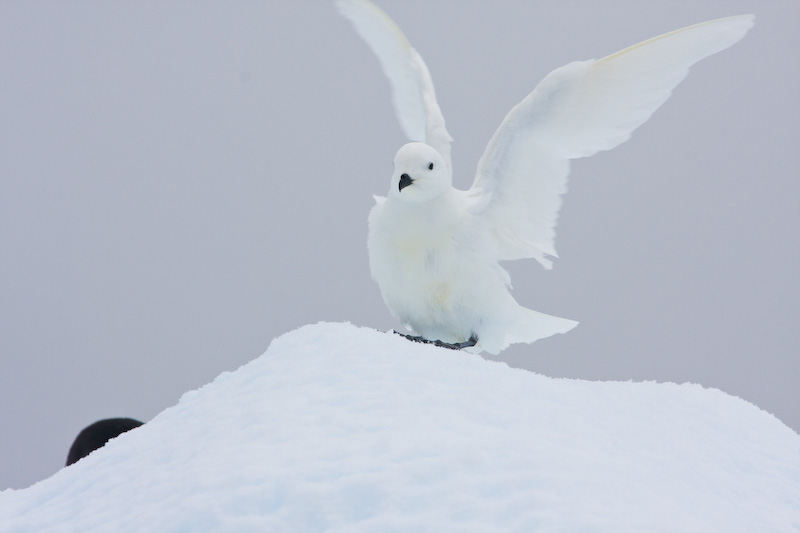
<box><xmin>1</xmin><ymin>0</ymin><xmax>798</xmax><ymax>490</ymax></box>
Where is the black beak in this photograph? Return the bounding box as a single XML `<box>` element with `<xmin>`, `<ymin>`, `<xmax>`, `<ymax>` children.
<box><xmin>399</xmin><ymin>173</ymin><xmax>414</xmax><ymax>192</ymax></box>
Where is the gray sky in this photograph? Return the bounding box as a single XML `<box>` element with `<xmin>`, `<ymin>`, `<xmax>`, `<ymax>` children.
<box><xmin>1</xmin><ymin>0</ymin><xmax>797</xmax><ymax>490</ymax></box>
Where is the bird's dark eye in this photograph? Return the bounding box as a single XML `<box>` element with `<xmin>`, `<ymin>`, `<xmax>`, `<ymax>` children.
<box><xmin>428</xmin><ymin>162</ymin><xmax>434</xmax><ymax>170</ymax></box>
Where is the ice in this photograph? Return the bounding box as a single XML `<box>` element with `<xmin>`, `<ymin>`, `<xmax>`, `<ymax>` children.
<box><xmin>1</xmin><ymin>322</ymin><xmax>798</xmax><ymax>531</ymax></box>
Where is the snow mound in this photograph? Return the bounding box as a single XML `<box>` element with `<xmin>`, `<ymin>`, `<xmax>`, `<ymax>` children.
<box><xmin>2</xmin><ymin>322</ymin><xmax>798</xmax><ymax>531</ymax></box>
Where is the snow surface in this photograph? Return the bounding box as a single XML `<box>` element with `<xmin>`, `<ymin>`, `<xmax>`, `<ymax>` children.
<box><xmin>1</xmin><ymin>322</ymin><xmax>798</xmax><ymax>532</ymax></box>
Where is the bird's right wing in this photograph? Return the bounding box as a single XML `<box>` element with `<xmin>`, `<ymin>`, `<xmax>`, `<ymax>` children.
<box><xmin>336</xmin><ymin>0</ymin><xmax>453</xmax><ymax>173</ymax></box>
<box><xmin>467</xmin><ymin>15</ymin><xmax>754</xmax><ymax>269</ymax></box>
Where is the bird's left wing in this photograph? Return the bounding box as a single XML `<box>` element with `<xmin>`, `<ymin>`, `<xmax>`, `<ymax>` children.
<box><xmin>336</xmin><ymin>0</ymin><xmax>453</xmax><ymax>172</ymax></box>
<box><xmin>467</xmin><ymin>15</ymin><xmax>754</xmax><ymax>269</ymax></box>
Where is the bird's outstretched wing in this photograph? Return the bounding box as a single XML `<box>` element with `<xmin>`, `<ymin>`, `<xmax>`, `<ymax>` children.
<box><xmin>467</xmin><ymin>15</ymin><xmax>754</xmax><ymax>269</ymax></box>
<box><xmin>336</xmin><ymin>0</ymin><xmax>453</xmax><ymax>173</ymax></box>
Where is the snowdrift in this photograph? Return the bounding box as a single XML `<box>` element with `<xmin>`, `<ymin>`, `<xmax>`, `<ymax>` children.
<box><xmin>1</xmin><ymin>322</ymin><xmax>798</xmax><ymax>531</ymax></box>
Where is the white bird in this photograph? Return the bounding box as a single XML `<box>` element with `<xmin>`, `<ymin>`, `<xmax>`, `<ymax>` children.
<box><xmin>336</xmin><ymin>0</ymin><xmax>753</xmax><ymax>354</ymax></box>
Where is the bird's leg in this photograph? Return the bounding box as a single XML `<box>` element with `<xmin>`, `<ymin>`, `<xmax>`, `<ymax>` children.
<box><xmin>445</xmin><ymin>335</ymin><xmax>479</xmax><ymax>350</ymax></box>
<box><xmin>392</xmin><ymin>331</ymin><xmax>478</xmax><ymax>351</ymax></box>
<box><xmin>392</xmin><ymin>331</ymin><xmax>433</xmax><ymax>344</ymax></box>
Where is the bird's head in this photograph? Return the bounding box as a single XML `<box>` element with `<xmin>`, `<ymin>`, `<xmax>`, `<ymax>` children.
<box><xmin>389</xmin><ymin>142</ymin><xmax>450</xmax><ymax>202</ymax></box>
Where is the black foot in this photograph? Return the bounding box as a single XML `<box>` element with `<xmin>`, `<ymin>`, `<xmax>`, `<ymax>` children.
<box><xmin>392</xmin><ymin>331</ymin><xmax>478</xmax><ymax>351</ymax></box>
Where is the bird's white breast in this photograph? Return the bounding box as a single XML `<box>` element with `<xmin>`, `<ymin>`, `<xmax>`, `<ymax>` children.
<box><xmin>367</xmin><ymin>192</ymin><xmax>506</xmax><ymax>341</ymax></box>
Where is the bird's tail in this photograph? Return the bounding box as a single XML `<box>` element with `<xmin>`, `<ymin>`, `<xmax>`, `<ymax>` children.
<box><xmin>508</xmin><ymin>308</ymin><xmax>578</xmax><ymax>347</ymax></box>
<box><xmin>469</xmin><ymin>307</ymin><xmax>577</xmax><ymax>354</ymax></box>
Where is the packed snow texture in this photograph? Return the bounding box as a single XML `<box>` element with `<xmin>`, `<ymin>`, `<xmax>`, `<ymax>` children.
<box><xmin>1</xmin><ymin>323</ymin><xmax>798</xmax><ymax>531</ymax></box>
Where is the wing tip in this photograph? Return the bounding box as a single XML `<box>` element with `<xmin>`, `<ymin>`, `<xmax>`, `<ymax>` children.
<box><xmin>335</xmin><ymin>0</ymin><xmax>412</xmax><ymax>50</ymax></box>
<box><xmin>597</xmin><ymin>13</ymin><xmax>755</xmax><ymax>67</ymax></box>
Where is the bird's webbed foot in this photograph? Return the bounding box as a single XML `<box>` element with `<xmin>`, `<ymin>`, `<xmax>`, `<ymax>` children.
<box><xmin>392</xmin><ymin>331</ymin><xmax>478</xmax><ymax>351</ymax></box>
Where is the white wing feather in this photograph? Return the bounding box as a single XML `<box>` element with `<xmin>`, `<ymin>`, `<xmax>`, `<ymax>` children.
<box><xmin>336</xmin><ymin>0</ymin><xmax>453</xmax><ymax>172</ymax></box>
<box><xmin>468</xmin><ymin>15</ymin><xmax>754</xmax><ymax>269</ymax></box>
